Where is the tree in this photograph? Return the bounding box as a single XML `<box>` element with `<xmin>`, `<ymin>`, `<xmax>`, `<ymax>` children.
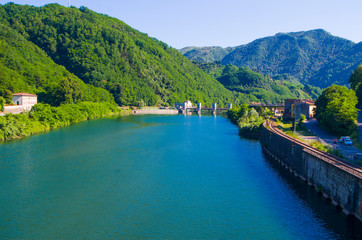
<box><xmin>349</xmin><ymin>65</ymin><xmax>362</xmax><ymax>108</ymax></box>
<box><xmin>248</xmin><ymin>108</ymin><xmax>259</xmax><ymax>120</ymax></box>
<box><xmin>1</xmin><ymin>90</ymin><xmax>13</xmax><ymax>104</ymax></box>
<box><xmin>0</xmin><ymin>97</ymin><xmax>5</xmax><ymax>112</ymax></box>
<box><xmin>349</xmin><ymin>65</ymin><xmax>362</xmax><ymax>90</ymax></box>
<box><xmin>227</xmin><ymin>103</ymin><xmax>249</xmax><ymax>124</ymax></box>
<box><xmin>315</xmin><ymin>85</ymin><xmax>358</xmax><ymax>136</ymax></box>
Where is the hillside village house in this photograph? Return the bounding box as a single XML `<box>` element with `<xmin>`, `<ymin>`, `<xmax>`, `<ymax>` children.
<box><xmin>12</xmin><ymin>92</ymin><xmax>37</xmax><ymax>111</ymax></box>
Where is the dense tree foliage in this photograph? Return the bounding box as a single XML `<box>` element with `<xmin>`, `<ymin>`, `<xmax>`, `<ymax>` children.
<box><xmin>182</xmin><ymin>30</ymin><xmax>361</xmax><ymax>88</ymax></box>
<box><xmin>196</xmin><ymin>62</ymin><xmax>322</xmax><ymax>103</ymax></box>
<box><xmin>349</xmin><ymin>65</ymin><xmax>362</xmax><ymax>108</ymax></box>
<box><xmin>0</xmin><ymin>102</ymin><xmax>120</xmax><ymax>141</ymax></box>
<box><xmin>227</xmin><ymin>103</ymin><xmax>250</xmax><ymax>125</ymax></box>
<box><xmin>349</xmin><ymin>65</ymin><xmax>362</xmax><ymax>89</ymax></box>
<box><xmin>0</xmin><ymin>96</ymin><xmax>5</xmax><ymax>111</ymax></box>
<box><xmin>0</xmin><ymin>23</ymin><xmax>114</xmax><ymax>106</ymax></box>
<box><xmin>227</xmin><ymin>103</ymin><xmax>271</xmax><ymax>137</ymax></box>
<box><xmin>315</xmin><ymin>85</ymin><xmax>358</xmax><ymax>136</ymax></box>
<box><xmin>0</xmin><ymin>3</ymin><xmax>236</xmax><ymax>107</ymax></box>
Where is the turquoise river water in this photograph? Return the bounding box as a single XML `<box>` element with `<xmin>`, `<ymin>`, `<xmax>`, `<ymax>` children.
<box><xmin>0</xmin><ymin>115</ymin><xmax>361</xmax><ymax>239</ymax></box>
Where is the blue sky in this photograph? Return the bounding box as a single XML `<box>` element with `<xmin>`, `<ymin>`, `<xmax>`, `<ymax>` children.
<box><xmin>1</xmin><ymin>0</ymin><xmax>361</xmax><ymax>48</ymax></box>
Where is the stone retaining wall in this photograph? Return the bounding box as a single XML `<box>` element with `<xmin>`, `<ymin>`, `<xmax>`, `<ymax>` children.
<box><xmin>0</xmin><ymin>105</ymin><xmax>24</xmax><ymax>116</ymax></box>
<box><xmin>261</xmin><ymin>124</ymin><xmax>362</xmax><ymax>221</ymax></box>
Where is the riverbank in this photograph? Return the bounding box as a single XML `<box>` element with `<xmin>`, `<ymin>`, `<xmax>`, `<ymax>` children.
<box><xmin>0</xmin><ymin>102</ymin><xmax>126</xmax><ymax>142</ymax></box>
<box><xmin>0</xmin><ymin>105</ymin><xmax>182</xmax><ymax>142</ymax></box>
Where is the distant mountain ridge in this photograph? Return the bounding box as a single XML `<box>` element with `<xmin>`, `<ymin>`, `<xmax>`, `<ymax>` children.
<box><xmin>181</xmin><ymin>29</ymin><xmax>362</xmax><ymax>88</ymax></box>
<box><xmin>179</xmin><ymin>46</ymin><xmax>235</xmax><ymax>63</ymax></box>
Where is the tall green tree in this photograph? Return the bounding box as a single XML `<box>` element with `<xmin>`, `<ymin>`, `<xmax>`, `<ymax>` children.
<box><xmin>349</xmin><ymin>65</ymin><xmax>362</xmax><ymax>108</ymax></box>
<box><xmin>315</xmin><ymin>85</ymin><xmax>358</xmax><ymax>136</ymax></box>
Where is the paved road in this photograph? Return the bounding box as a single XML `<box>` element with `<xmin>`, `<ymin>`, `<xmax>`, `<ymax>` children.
<box><xmin>304</xmin><ymin>118</ymin><xmax>361</xmax><ymax>161</ymax></box>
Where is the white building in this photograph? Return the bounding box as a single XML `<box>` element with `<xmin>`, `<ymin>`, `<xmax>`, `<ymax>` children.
<box><xmin>12</xmin><ymin>93</ymin><xmax>37</xmax><ymax>111</ymax></box>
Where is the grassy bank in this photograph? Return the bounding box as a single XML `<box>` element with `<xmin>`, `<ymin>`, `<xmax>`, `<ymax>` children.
<box><xmin>0</xmin><ymin>102</ymin><xmax>124</xmax><ymax>141</ymax></box>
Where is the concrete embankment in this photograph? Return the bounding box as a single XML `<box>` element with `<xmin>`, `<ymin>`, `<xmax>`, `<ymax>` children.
<box><xmin>261</xmin><ymin>120</ymin><xmax>362</xmax><ymax>222</ymax></box>
<box><xmin>132</xmin><ymin>108</ymin><xmax>178</xmax><ymax>115</ymax></box>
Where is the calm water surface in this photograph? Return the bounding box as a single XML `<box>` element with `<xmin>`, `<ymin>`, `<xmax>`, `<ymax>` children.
<box><xmin>0</xmin><ymin>115</ymin><xmax>361</xmax><ymax>239</ymax></box>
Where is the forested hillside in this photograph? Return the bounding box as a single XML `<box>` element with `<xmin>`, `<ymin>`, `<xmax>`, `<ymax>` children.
<box><xmin>195</xmin><ymin>62</ymin><xmax>322</xmax><ymax>103</ymax></box>
<box><xmin>0</xmin><ymin>3</ymin><xmax>236</xmax><ymax>107</ymax></box>
<box><xmin>0</xmin><ymin>24</ymin><xmax>114</xmax><ymax>106</ymax></box>
<box><xmin>310</xmin><ymin>42</ymin><xmax>362</xmax><ymax>87</ymax></box>
<box><xmin>182</xmin><ymin>30</ymin><xmax>362</xmax><ymax>88</ymax></box>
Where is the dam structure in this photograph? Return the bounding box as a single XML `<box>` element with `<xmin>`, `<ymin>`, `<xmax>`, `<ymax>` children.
<box><xmin>175</xmin><ymin>101</ymin><xmax>232</xmax><ymax>115</ymax></box>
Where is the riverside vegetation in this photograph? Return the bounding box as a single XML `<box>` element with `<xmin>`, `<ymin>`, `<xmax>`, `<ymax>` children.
<box><xmin>227</xmin><ymin>103</ymin><xmax>272</xmax><ymax>138</ymax></box>
<box><xmin>0</xmin><ymin>102</ymin><xmax>120</xmax><ymax>141</ymax></box>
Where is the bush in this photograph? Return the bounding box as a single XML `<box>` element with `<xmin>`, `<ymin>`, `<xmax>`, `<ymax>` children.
<box><xmin>310</xmin><ymin>141</ymin><xmax>344</xmax><ymax>158</ymax></box>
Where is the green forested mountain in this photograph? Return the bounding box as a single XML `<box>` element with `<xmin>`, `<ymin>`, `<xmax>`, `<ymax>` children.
<box><xmin>0</xmin><ymin>24</ymin><xmax>114</xmax><ymax>106</ymax></box>
<box><xmin>195</xmin><ymin>62</ymin><xmax>322</xmax><ymax>103</ymax></box>
<box><xmin>0</xmin><ymin>3</ymin><xmax>236</xmax><ymax>107</ymax></box>
<box><xmin>180</xmin><ymin>46</ymin><xmax>235</xmax><ymax>63</ymax></box>
<box><xmin>309</xmin><ymin>42</ymin><xmax>362</xmax><ymax>87</ymax></box>
<box><xmin>182</xmin><ymin>30</ymin><xmax>362</xmax><ymax>88</ymax></box>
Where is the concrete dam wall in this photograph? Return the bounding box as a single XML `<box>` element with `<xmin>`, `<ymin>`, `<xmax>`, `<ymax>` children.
<box><xmin>261</xmin><ymin>121</ymin><xmax>362</xmax><ymax>222</ymax></box>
